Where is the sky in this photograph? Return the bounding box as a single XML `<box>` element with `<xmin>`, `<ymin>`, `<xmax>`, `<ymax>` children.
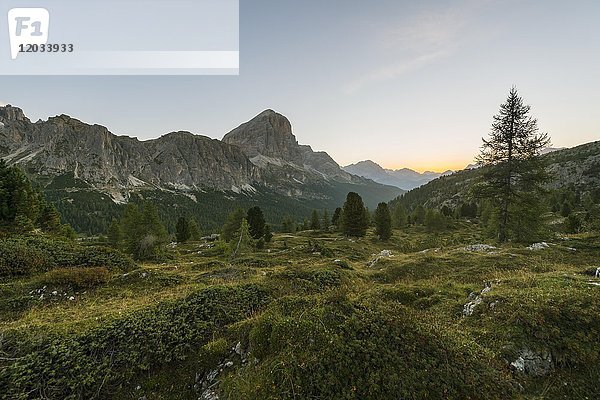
<box><xmin>1</xmin><ymin>0</ymin><xmax>599</xmax><ymax>172</ymax></box>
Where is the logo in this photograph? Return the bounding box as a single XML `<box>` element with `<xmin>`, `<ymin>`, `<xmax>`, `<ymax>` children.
<box><xmin>7</xmin><ymin>8</ymin><xmax>50</xmax><ymax>60</ymax></box>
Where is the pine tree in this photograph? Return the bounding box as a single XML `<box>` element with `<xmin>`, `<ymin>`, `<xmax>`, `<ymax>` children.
<box><xmin>222</xmin><ymin>208</ymin><xmax>246</xmax><ymax>242</ymax></box>
<box><xmin>175</xmin><ymin>216</ymin><xmax>191</xmax><ymax>242</ymax></box>
<box><xmin>0</xmin><ymin>160</ymin><xmax>42</xmax><ymax>230</ymax></box>
<box><xmin>121</xmin><ymin>202</ymin><xmax>168</xmax><ymax>260</ymax></box>
<box><xmin>424</xmin><ymin>209</ymin><xmax>446</xmax><ymax>232</ymax></box>
<box><xmin>37</xmin><ymin>203</ymin><xmax>62</xmax><ymax>234</ymax></box>
<box><xmin>374</xmin><ymin>202</ymin><xmax>392</xmax><ymax>240</ymax></box>
<box><xmin>281</xmin><ymin>216</ymin><xmax>296</xmax><ymax>233</ymax></box>
<box><xmin>188</xmin><ymin>219</ymin><xmax>201</xmax><ymax>241</ymax></box>
<box><xmin>459</xmin><ymin>203</ymin><xmax>478</xmax><ymax>219</ymax></box>
<box><xmin>560</xmin><ymin>201</ymin><xmax>572</xmax><ymax>217</ymax></box>
<box><xmin>331</xmin><ymin>207</ymin><xmax>342</xmax><ymax>227</ymax></box>
<box><xmin>392</xmin><ymin>204</ymin><xmax>408</xmax><ymax>228</ymax></box>
<box><xmin>440</xmin><ymin>205</ymin><xmax>452</xmax><ymax>217</ymax></box>
<box><xmin>412</xmin><ymin>205</ymin><xmax>426</xmax><ymax>225</ymax></box>
<box><xmin>107</xmin><ymin>218</ymin><xmax>123</xmax><ymax>248</ymax></box>
<box><xmin>310</xmin><ymin>209</ymin><xmax>321</xmax><ymax>230</ymax></box>
<box><xmin>475</xmin><ymin>87</ymin><xmax>550</xmax><ymax>242</ymax></box>
<box><xmin>341</xmin><ymin>192</ymin><xmax>368</xmax><ymax>237</ymax></box>
<box><xmin>263</xmin><ymin>224</ymin><xmax>273</xmax><ymax>242</ymax></box>
<box><xmin>246</xmin><ymin>206</ymin><xmax>266</xmax><ymax>239</ymax></box>
<box><xmin>322</xmin><ymin>210</ymin><xmax>330</xmax><ymax>230</ymax></box>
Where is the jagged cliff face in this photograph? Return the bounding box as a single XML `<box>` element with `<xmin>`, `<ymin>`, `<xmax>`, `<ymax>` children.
<box><xmin>0</xmin><ymin>105</ymin><xmax>403</xmax><ymax>207</ymax></box>
<box><xmin>223</xmin><ymin>110</ymin><xmax>303</xmax><ymax>162</ymax></box>
<box><xmin>0</xmin><ymin>106</ymin><xmax>260</xmax><ymax>193</ymax></box>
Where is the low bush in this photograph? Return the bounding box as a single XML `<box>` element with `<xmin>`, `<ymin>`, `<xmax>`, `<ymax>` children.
<box><xmin>0</xmin><ymin>240</ymin><xmax>50</xmax><ymax>276</ymax></box>
<box><xmin>0</xmin><ymin>284</ymin><xmax>272</xmax><ymax>399</ymax></box>
<box><xmin>268</xmin><ymin>266</ymin><xmax>344</xmax><ymax>293</ymax></box>
<box><xmin>0</xmin><ymin>236</ymin><xmax>134</xmax><ymax>277</ymax></box>
<box><xmin>41</xmin><ymin>267</ymin><xmax>111</xmax><ymax>290</ymax></box>
<box><xmin>224</xmin><ymin>296</ymin><xmax>516</xmax><ymax>399</ymax></box>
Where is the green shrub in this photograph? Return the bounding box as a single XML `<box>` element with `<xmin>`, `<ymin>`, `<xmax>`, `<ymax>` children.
<box><xmin>224</xmin><ymin>298</ymin><xmax>515</xmax><ymax>399</ymax></box>
<box><xmin>0</xmin><ymin>236</ymin><xmax>134</xmax><ymax>277</ymax></box>
<box><xmin>41</xmin><ymin>267</ymin><xmax>111</xmax><ymax>290</ymax></box>
<box><xmin>268</xmin><ymin>267</ymin><xmax>344</xmax><ymax>293</ymax></box>
<box><xmin>0</xmin><ymin>240</ymin><xmax>50</xmax><ymax>276</ymax></box>
<box><xmin>0</xmin><ymin>284</ymin><xmax>272</xmax><ymax>399</ymax></box>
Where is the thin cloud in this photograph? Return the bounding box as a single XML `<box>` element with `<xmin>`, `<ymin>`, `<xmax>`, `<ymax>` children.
<box><xmin>343</xmin><ymin>50</ymin><xmax>448</xmax><ymax>94</ymax></box>
<box><xmin>343</xmin><ymin>3</ymin><xmax>476</xmax><ymax>94</ymax></box>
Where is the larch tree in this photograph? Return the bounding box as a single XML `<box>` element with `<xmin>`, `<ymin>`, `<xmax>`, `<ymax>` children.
<box><xmin>475</xmin><ymin>87</ymin><xmax>550</xmax><ymax>242</ymax></box>
<box><xmin>222</xmin><ymin>208</ymin><xmax>246</xmax><ymax>242</ymax></box>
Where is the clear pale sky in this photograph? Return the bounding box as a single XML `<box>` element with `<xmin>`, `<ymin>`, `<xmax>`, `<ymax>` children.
<box><xmin>1</xmin><ymin>0</ymin><xmax>599</xmax><ymax>172</ymax></box>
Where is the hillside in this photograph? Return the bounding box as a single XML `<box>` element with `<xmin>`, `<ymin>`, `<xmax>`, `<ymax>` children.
<box><xmin>1</xmin><ymin>226</ymin><xmax>598</xmax><ymax>399</ymax></box>
<box><xmin>390</xmin><ymin>141</ymin><xmax>600</xmax><ymax>211</ymax></box>
<box><xmin>0</xmin><ymin>106</ymin><xmax>403</xmax><ymax>234</ymax></box>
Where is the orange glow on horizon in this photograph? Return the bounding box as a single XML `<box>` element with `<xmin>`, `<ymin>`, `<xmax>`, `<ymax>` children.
<box><xmin>383</xmin><ymin>161</ymin><xmax>473</xmax><ymax>174</ymax></box>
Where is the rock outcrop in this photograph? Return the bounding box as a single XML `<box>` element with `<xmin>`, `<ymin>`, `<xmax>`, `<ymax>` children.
<box><xmin>0</xmin><ymin>111</ymin><xmax>257</xmax><ymax>191</ymax></box>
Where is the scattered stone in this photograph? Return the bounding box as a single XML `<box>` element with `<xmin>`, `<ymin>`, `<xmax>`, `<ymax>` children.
<box><xmin>200</xmin><ymin>388</ymin><xmax>219</xmax><ymax>400</ymax></box>
<box><xmin>205</xmin><ymin>369</ymin><xmax>219</xmax><ymax>383</ymax></box>
<box><xmin>379</xmin><ymin>250</ymin><xmax>393</xmax><ymax>258</ymax></box>
<box><xmin>463</xmin><ymin>282</ymin><xmax>494</xmax><ymax>316</ymax></box>
<box><xmin>367</xmin><ymin>250</ymin><xmax>393</xmax><ymax>268</ymax></box>
<box><xmin>140</xmin><ymin>272</ymin><xmax>148</xmax><ymax>279</ymax></box>
<box><xmin>527</xmin><ymin>242</ymin><xmax>550</xmax><ymax>251</ymax></box>
<box><xmin>68</xmin><ymin>296</ymin><xmax>75</xmax><ymax>301</ymax></box>
<box><xmin>234</xmin><ymin>341</ymin><xmax>245</xmax><ymax>357</ymax></box>
<box><xmin>463</xmin><ymin>296</ymin><xmax>483</xmax><ymax>316</ymax></box>
<box><xmin>464</xmin><ymin>244</ymin><xmax>497</xmax><ymax>252</ymax></box>
<box><xmin>201</xmin><ymin>234</ymin><xmax>220</xmax><ymax>242</ymax></box>
<box><xmin>510</xmin><ymin>349</ymin><xmax>553</xmax><ymax>376</ymax></box>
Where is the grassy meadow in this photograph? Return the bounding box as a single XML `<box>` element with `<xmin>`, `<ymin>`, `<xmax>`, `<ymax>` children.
<box><xmin>1</xmin><ymin>223</ymin><xmax>599</xmax><ymax>399</ymax></box>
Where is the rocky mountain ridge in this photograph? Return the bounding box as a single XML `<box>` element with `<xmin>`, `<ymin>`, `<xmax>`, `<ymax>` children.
<box><xmin>0</xmin><ymin>105</ymin><xmax>402</xmax><ymax>227</ymax></box>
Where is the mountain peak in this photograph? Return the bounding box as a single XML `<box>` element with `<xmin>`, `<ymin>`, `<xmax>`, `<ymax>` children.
<box><xmin>257</xmin><ymin>109</ymin><xmax>278</xmax><ymax>117</ymax></box>
<box><xmin>343</xmin><ymin>160</ymin><xmax>452</xmax><ymax>190</ymax></box>
<box><xmin>223</xmin><ymin>109</ymin><xmax>299</xmax><ymax>160</ymax></box>
<box><xmin>344</xmin><ymin>160</ymin><xmax>386</xmax><ymax>173</ymax></box>
<box><xmin>0</xmin><ymin>104</ymin><xmax>28</xmax><ymax>123</ymax></box>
